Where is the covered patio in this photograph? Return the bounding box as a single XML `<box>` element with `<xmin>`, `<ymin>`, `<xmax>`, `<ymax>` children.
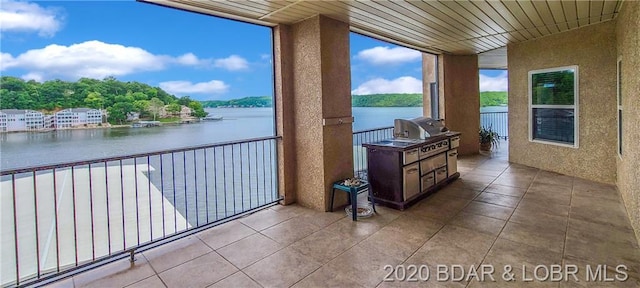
<box><xmin>49</xmin><ymin>146</ymin><xmax>640</xmax><ymax>287</ymax></box>
<box><xmin>4</xmin><ymin>0</ymin><xmax>639</xmax><ymax>286</ymax></box>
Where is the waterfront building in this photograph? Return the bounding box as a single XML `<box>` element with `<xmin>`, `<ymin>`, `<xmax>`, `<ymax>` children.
<box><xmin>54</xmin><ymin>108</ymin><xmax>103</xmax><ymax>128</ymax></box>
<box><xmin>0</xmin><ymin>109</ymin><xmax>45</xmax><ymax>132</ymax></box>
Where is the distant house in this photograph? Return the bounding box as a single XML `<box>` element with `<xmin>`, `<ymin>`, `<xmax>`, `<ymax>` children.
<box><xmin>159</xmin><ymin>105</ymin><xmax>193</xmax><ymax>119</ymax></box>
<box><xmin>0</xmin><ymin>109</ymin><xmax>45</xmax><ymax>132</ymax></box>
<box><xmin>55</xmin><ymin>108</ymin><xmax>102</xmax><ymax>128</ymax></box>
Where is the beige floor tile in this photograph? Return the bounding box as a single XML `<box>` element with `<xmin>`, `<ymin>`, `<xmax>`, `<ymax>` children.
<box><xmin>448</xmin><ymin>179</ymin><xmax>491</xmax><ymax>192</ymax></box>
<box><xmin>400</xmin><ymin>252</ymin><xmax>472</xmax><ymax>287</ymax></box>
<box><xmin>325</xmin><ymin>245</ymin><xmax>405</xmax><ymax>287</ymax></box>
<box><xmin>493</xmin><ymin>174</ymin><xmax>535</xmax><ymax>189</ymax></box>
<box><xmin>567</xmin><ymin>218</ymin><xmax>638</xmax><ymax>248</ymax></box>
<box><xmin>449</xmin><ymin>212</ymin><xmax>506</xmax><ymax>236</ymax></box>
<box><xmin>73</xmin><ymin>256</ymin><xmax>156</xmax><ymax>288</ymax></box>
<box><xmin>475</xmin><ymin>192</ymin><xmax>521</xmax><ymax>208</ymax></box>
<box><xmin>126</xmin><ymin>275</ymin><xmax>166</xmax><ymax>288</ymax></box>
<box><xmin>292</xmin><ymin>265</ymin><xmax>366</xmax><ymax>288</ymax></box>
<box><xmin>434</xmin><ymin>186</ymin><xmax>482</xmax><ymax>200</ymax></box>
<box><xmin>297</xmin><ymin>210</ymin><xmax>346</xmax><ymax>228</ymax></box>
<box><xmin>509</xmin><ymin>210</ymin><xmax>568</xmax><ymax>233</ymax></box>
<box><xmin>529</xmin><ymin>182</ymin><xmax>573</xmax><ymax>195</ymax></box>
<box><xmin>239</xmin><ymin>208</ymin><xmax>292</xmax><ymax>231</ymax></box>
<box><xmin>499</xmin><ymin>222</ymin><xmax>566</xmax><ymax>253</ymax></box>
<box><xmin>216</xmin><ymin>233</ymin><xmax>282</xmax><ymax>269</ymax></box>
<box><xmin>572</xmin><ymin>179</ymin><xmax>619</xmax><ymax>202</ymax></box>
<box><xmin>467</xmin><ymin>168</ymin><xmax>504</xmax><ymax>177</ymax></box>
<box><xmin>462</xmin><ymin>201</ymin><xmax>514</xmax><ymax>220</ymax></box>
<box><xmin>159</xmin><ymin>252</ymin><xmax>237</xmax><ymax>288</ymax></box>
<box><xmin>269</xmin><ymin>204</ymin><xmax>313</xmax><ymax>219</ymax></box>
<box><xmin>463</xmin><ymin>173</ymin><xmax>499</xmax><ymax>184</ymax></box>
<box><xmin>323</xmin><ymin>216</ymin><xmax>386</xmax><ymax>241</ymax></box>
<box><xmin>197</xmin><ymin>221</ymin><xmax>255</xmax><ymax>250</ymax></box>
<box><xmin>569</xmin><ymin>196</ymin><xmax>631</xmax><ymax>230</ymax></box>
<box><xmin>384</xmin><ymin>215</ymin><xmax>445</xmax><ymax>238</ymax></box>
<box><xmin>523</xmin><ymin>188</ymin><xmax>572</xmax><ymax>207</ymax></box>
<box><xmin>410</xmin><ymin>197</ymin><xmax>471</xmax><ymax>222</ymax></box>
<box><xmin>244</xmin><ymin>247</ymin><xmax>321</xmax><ymax>287</ymax></box>
<box><xmin>418</xmin><ymin>225</ymin><xmax>496</xmax><ymax>263</ymax></box>
<box><xmin>483</xmin><ymin>238</ymin><xmax>562</xmax><ymax>269</ymax></box>
<box><xmin>560</xmin><ymin>255</ymin><xmax>640</xmax><ymax>287</ymax></box>
<box><xmin>483</xmin><ymin>184</ymin><xmax>527</xmax><ymax>197</ymax></box>
<box><xmin>516</xmin><ymin>199</ymin><xmax>569</xmax><ymax>217</ymax></box>
<box><xmin>261</xmin><ymin>217</ymin><xmax>321</xmax><ymax>245</ymax></box>
<box><xmin>534</xmin><ymin>171</ymin><xmax>574</xmax><ymax>187</ymax></box>
<box><xmin>467</xmin><ymin>267</ymin><xmax>559</xmax><ymax>288</ymax></box>
<box><xmin>208</xmin><ymin>271</ymin><xmax>261</xmax><ymax>288</ymax></box>
<box><xmin>142</xmin><ymin>236</ymin><xmax>212</xmax><ymax>273</ymax></box>
<box><xmin>289</xmin><ymin>229</ymin><xmax>359</xmax><ymax>264</ymax></box>
<box><xmin>359</xmin><ymin>226</ymin><xmax>429</xmax><ymax>260</ymax></box>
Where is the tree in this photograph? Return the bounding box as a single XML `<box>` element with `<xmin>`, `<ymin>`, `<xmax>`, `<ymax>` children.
<box><xmin>84</xmin><ymin>92</ymin><xmax>104</xmax><ymax>109</ymax></box>
<box><xmin>188</xmin><ymin>101</ymin><xmax>208</xmax><ymax>118</ymax></box>
<box><xmin>166</xmin><ymin>103</ymin><xmax>182</xmax><ymax>116</ymax></box>
<box><xmin>147</xmin><ymin>97</ymin><xmax>164</xmax><ymax>120</ymax></box>
<box><xmin>107</xmin><ymin>102</ymin><xmax>134</xmax><ymax>124</ymax></box>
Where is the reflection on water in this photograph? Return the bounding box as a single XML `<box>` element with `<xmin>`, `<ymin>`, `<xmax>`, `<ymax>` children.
<box><xmin>1</xmin><ymin>107</ymin><xmax>429</xmax><ymax>170</ymax></box>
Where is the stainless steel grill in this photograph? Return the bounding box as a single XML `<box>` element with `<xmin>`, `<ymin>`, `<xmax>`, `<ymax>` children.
<box><xmin>393</xmin><ymin>117</ymin><xmax>449</xmax><ymax>140</ymax></box>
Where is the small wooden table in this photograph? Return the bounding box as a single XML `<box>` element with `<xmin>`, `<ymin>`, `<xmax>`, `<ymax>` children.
<box><xmin>330</xmin><ymin>179</ymin><xmax>376</xmax><ymax>221</ymax></box>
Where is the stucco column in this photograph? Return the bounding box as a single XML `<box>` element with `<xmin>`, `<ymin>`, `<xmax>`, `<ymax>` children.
<box><xmin>274</xmin><ymin>15</ymin><xmax>353</xmax><ymax>211</ymax></box>
<box><xmin>422</xmin><ymin>53</ymin><xmax>437</xmax><ymax>117</ymax></box>
<box><xmin>439</xmin><ymin>54</ymin><xmax>480</xmax><ymax>156</ymax></box>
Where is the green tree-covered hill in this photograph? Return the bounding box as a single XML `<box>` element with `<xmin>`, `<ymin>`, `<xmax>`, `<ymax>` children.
<box><xmin>201</xmin><ymin>96</ymin><xmax>272</xmax><ymax>108</ymax></box>
<box><xmin>0</xmin><ymin>76</ymin><xmax>207</xmax><ymax>124</ymax></box>
<box><xmin>479</xmin><ymin>91</ymin><xmax>508</xmax><ymax>107</ymax></box>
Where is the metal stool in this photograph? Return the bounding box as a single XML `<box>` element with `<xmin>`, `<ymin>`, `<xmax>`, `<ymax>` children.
<box><xmin>330</xmin><ymin>179</ymin><xmax>377</xmax><ymax>221</ymax></box>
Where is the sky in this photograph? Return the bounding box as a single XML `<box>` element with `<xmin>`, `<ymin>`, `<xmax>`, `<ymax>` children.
<box><xmin>0</xmin><ymin>0</ymin><xmax>508</xmax><ymax>101</ymax></box>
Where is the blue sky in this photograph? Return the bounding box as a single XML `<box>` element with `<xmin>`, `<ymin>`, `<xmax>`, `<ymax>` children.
<box><xmin>0</xmin><ymin>0</ymin><xmax>507</xmax><ymax>101</ymax></box>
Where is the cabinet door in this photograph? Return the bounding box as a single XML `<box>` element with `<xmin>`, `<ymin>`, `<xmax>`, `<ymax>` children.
<box><xmin>403</xmin><ymin>163</ymin><xmax>420</xmax><ymax>201</ymax></box>
<box><xmin>447</xmin><ymin>149</ymin><xmax>458</xmax><ymax>177</ymax></box>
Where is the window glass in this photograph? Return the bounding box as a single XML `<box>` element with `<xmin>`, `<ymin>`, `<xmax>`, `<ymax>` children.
<box><xmin>531</xmin><ymin>69</ymin><xmax>575</xmax><ymax>105</ymax></box>
<box><xmin>532</xmin><ymin>108</ymin><xmax>575</xmax><ymax>144</ymax></box>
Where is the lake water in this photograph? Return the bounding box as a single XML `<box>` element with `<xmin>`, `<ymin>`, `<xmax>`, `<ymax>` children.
<box><xmin>0</xmin><ymin>106</ymin><xmax>507</xmax><ymax>170</ymax></box>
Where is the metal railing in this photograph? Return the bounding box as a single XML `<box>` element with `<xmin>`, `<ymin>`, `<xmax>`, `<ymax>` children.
<box><xmin>352</xmin><ymin>126</ymin><xmax>394</xmax><ymax>178</ymax></box>
<box><xmin>480</xmin><ymin>111</ymin><xmax>509</xmax><ymax>139</ymax></box>
<box><xmin>0</xmin><ymin>136</ymin><xmax>281</xmax><ymax>287</ymax></box>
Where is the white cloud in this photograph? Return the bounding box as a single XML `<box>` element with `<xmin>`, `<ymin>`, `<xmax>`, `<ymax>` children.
<box><xmin>0</xmin><ymin>40</ymin><xmax>235</xmax><ymax>80</ymax></box>
<box><xmin>479</xmin><ymin>71</ymin><xmax>508</xmax><ymax>91</ymax></box>
<box><xmin>175</xmin><ymin>53</ymin><xmax>201</xmax><ymax>65</ymax></box>
<box><xmin>352</xmin><ymin>76</ymin><xmax>422</xmax><ymax>95</ymax></box>
<box><xmin>356</xmin><ymin>46</ymin><xmax>421</xmax><ymax>65</ymax></box>
<box><xmin>159</xmin><ymin>80</ymin><xmax>229</xmax><ymax>95</ymax></box>
<box><xmin>214</xmin><ymin>55</ymin><xmax>248</xmax><ymax>71</ymax></box>
<box><xmin>0</xmin><ymin>0</ymin><xmax>63</xmax><ymax>37</ymax></box>
<box><xmin>21</xmin><ymin>72</ymin><xmax>43</xmax><ymax>82</ymax></box>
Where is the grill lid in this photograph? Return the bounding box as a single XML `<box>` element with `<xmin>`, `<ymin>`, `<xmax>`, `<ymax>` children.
<box><xmin>394</xmin><ymin>117</ymin><xmax>449</xmax><ymax>139</ymax></box>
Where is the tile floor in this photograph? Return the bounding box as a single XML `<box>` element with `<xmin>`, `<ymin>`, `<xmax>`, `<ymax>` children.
<box><xmin>48</xmin><ymin>146</ymin><xmax>640</xmax><ymax>287</ymax></box>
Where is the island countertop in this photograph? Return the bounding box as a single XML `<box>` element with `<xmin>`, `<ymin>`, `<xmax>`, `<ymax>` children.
<box><xmin>361</xmin><ymin>131</ymin><xmax>461</xmax><ymax>151</ymax></box>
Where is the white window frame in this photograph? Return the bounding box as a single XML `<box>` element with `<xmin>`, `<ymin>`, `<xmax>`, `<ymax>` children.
<box><xmin>617</xmin><ymin>58</ymin><xmax>623</xmax><ymax>158</ymax></box>
<box><xmin>528</xmin><ymin>65</ymin><xmax>579</xmax><ymax>148</ymax></box>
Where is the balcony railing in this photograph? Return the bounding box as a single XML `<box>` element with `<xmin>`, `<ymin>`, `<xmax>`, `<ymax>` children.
<box><xmin>352</xmin><ymin>126</ymin><xmax>394</xmax><ymax>178</ymax></box>
<box><xmin>480</xmin><ymin>111</ymin><xmax>509</xmax><ymax>139</ymax></box>
<box><xmin>0</xmin><ymin>136</ymin><xmax>281</xmax><ymax>287</ymax></box>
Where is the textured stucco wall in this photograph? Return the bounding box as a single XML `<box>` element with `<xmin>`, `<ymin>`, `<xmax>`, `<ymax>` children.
<box><xmin>273</xmin><ymin>25</ymin><xmax>297</xmax><ymax>205</ymax></box>
<box><xmin>422</xmin><ymin>53</ymin><xmax>437</xmax><ymax>117</ymax></box>
<box><xmin>508</xmin><ymin>21</ymin><xmax>617</xmax><ymax>184</ymax></box>
<box><xmin>615</xmin><ymin>1</ymin><xmax>640</xmax><ymax>246</ymax></box>
<box><xmin>290</xmin><ymin>15</ymin><xmax>353</xmax><ymax>211</ymax></box>
<box><xmin>440</xmin><ymin>54</ymin><xmax>480</xmax><ymax>156</ymax></box>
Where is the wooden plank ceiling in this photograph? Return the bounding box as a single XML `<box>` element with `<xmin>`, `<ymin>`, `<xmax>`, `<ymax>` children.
<box><xmin>143</xmin><ymin>0</ymin><xmax>623</xmax><ymax>69</ymax></box>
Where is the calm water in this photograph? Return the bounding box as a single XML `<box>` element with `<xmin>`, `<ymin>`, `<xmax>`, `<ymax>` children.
<box><xmin>1</xmin><ymin>107</ymin><xmax>424</xmax><ymax>170</ymax></box>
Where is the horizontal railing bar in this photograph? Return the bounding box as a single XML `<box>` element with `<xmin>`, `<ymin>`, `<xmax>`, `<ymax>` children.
<box><xmin>1</xmin><ymin>136</ymin><xmax>282</xmax><ymax>175</ymax></box>
<box><xmin>352</xmin><ymin>126</ymin><xmax>393</xmax><ymax>135</ymax></box>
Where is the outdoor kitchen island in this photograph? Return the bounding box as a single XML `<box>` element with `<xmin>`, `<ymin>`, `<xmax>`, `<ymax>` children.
<box><xmin>362</xmin><ymin>117</ymin><xmax>461</xmax><ymax>210</ymax></box>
